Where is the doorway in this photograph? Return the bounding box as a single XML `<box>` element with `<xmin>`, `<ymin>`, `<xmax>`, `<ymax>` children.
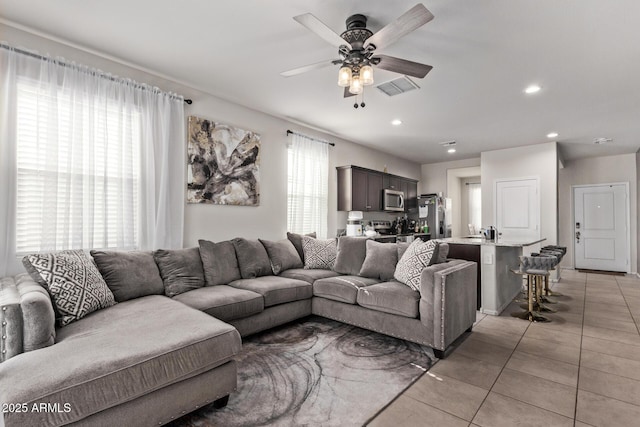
<box><xmin>495</xmin><ymin>178</ymin><xmax>540</xmax><ymax>242</ymax></box>
<box><xmin>573</xmin><ymin>183</ymin><xmax>629</xmax><ymax>273</ymax></box>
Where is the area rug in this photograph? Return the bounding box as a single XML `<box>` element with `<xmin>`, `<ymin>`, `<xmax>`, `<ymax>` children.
<box><xmin>170</xmin><ymin>316</ymin><xmax>436</xmax><ymax>427</ymax></box>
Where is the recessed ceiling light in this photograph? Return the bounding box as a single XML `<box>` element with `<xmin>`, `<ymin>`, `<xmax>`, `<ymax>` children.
<box><xmin>547</xmin><ymin>132</ymin><xmax>558</xmax><ymax>138</ymax></box>
<box><xmin>524</xmin><ymin>84</ymin><xmax>541</xmax><ymax>94</ymax></box>
<box><xmin>391</xmin><ymin>119</ymin><xmax>402</xmax><ymax>126</ymax></box>
<box><xmin>447</xmin><ymin>148</ymin><xmax>456</xmax><ymax>153</ymax></box>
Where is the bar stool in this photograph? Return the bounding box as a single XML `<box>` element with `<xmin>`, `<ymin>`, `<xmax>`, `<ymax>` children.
<box><xmin>511</xmin><ymin>256</ymin><xmax>552</xmax><ymax>322</ymax></box>
<box><xmin>540</xmin><ymin>246</ymin><xmax>566</xmax><ymax>297</ymax></box>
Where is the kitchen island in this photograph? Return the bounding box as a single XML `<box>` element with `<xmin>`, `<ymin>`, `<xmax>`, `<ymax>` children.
<box><xmin>437</xmin><ymin>237</ymin><xmax>545</xmax><ymax>315</ymax></box>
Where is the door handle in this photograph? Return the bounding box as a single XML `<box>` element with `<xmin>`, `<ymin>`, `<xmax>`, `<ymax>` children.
<box><xmin>575</xmin><ymin>231</ymin><xmax>580</xmax><ymax>243</ymax></box>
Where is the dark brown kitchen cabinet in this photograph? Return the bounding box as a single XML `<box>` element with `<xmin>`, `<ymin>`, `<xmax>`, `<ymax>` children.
<box><xmin>337</xmin><ymin>166</ymin><xmax>383</xmax><ymax>211</ymax></box>
<box><xmin>337</xmin><ymin>165</ymin><xmax>417</xmax><ymax>212</ymax></box>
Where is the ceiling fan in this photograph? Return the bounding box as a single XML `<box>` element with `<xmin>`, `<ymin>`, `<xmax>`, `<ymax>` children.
<box><xmin>281</xmin><ymin>3</ymin><xmax>434</xmax><ymax>108</ymax></box>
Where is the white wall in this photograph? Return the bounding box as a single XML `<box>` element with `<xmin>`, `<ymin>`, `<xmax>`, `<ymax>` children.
<box><xmin>420</xmin><ymin>158</ymin><xmax>481</xmax><ymax>196</ymax></box>
<box><xmin>1</xmin><ymin>24</ymin><xmax>421</xmax><ymax>275</ymax></box>
<box><xmin>558</xmin><ymin>153</ymin><xmax>638</xmax><ymax>273</ymax></box>
<box><xmin>481</xmin><ymin>142</ymin><xmax>558</xmax><ymax>246</ymax></box>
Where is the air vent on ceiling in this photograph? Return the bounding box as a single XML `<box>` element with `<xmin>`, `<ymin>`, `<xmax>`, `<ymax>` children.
<box><xmin>593</xmin><ymin>137</ymin><xmax>613</xmax><ymax>145</ymax></box>
<box><xmin>376</xmin><ymin>76</ymin><xmax>420</xmax><ymax>97</ymax></box>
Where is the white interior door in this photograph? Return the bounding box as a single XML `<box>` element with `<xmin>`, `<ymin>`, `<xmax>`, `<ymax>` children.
<box><xmin>574</xmin><ymin>184</ymin><xmax>629</xmax><ymax>272</ymax></box>
<box><xmin>496</xmin><ymin>179</ymin><xmax>539</xmax><ymax>242</ymax></box>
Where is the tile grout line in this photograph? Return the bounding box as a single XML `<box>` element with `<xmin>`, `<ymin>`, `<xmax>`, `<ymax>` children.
<box><xmin>616</xmin><ymin>275</ymin><xmax>640</xmax><ymax>337</ymax></box>
<box><xmin>573</xmin><ymin>274</ymin><xmax>588</xmax><ymax>426</ymax></box>
<box><xmin>467</xmin><ymin>293</ymin><xmax>534</xmax><ymax>424</ymax></box>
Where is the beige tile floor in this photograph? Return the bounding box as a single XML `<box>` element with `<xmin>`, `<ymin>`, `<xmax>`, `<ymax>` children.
<box><xmin>369</xmin><ymin>270</ymin><xmax>640</xmax><ymax>427</ymax></box>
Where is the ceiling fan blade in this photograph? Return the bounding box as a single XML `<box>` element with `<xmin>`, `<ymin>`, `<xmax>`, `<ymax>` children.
<box><xmin>373</xmin><ymin>54</ymin><xmax>433</xmax><ymax>78</ymax></box>
<box><xmin>281</xmin><ymin>59</ymin><xmax>339</xmax><ymax>77</ymax></box>
<box><xmin>365</xmin><ymin>4</ymin><xmax>434</xmax><ymax>50</ymax></box>
<box><xmin>344</xmin><ymin>87</ymin><xmax>356</xmax><ymax>98</ymax></box>
<box><xmin>294</xmin><ymin>13</ymin><xmax>350</xmax><ymax>49</ymax></box>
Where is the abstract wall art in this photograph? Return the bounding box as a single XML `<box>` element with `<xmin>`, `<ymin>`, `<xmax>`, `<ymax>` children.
<box><xmin>187</xmin><ymin>116</ymin><xmax>260</xmax><ymax>206</ymax></box>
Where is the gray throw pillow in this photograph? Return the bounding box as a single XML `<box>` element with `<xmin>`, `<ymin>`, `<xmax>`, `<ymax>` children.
<box><xmin>90</xmin><ymin>250</ymin><xmax>164</xmax><ymax>302</ymax></box>
<box><xmin>232</xmin><ymin>238</ymin><xmax>273</xmax><ymax>279</ymax></box>
<box><xmin>287</xmin><ymin>232</ymin><xmax>316</xmax><ymax>263</ymax></box>
<box><xmin>153</xmin><ymin>247</ymin><xmax>205</xmax><ymax>297</ymax></box>
<box><xmin>359</xmin><ymin>240</ymin><xmax>398</xmax><ymax>281</ymax></box>
<box><xmin>198</xmin><ymin>240</ymin><xmax>242</xmax><ymax>286</ymax></box>
<box><xmin>259</xmin><ymin>238</ymin><xmax>303</xmax><ymax>275</ymax></box>
<box><xmin>333</xmin><ymin>236</ymin><xmax>368</xmax><ymax>275</ymax></box>
<box><xmin>22</xmin><ymin>250</ymin><xmax>116</xmax><ymax>326</ymax></box>
<box><xmin>394</xmin><ymin>239</ymin><xmax>438</xmax><ymax>291</ymax></box>
<box><xmin>436</xmin><ymin>242</ymin><xmax>449</xmax><ymax>264</ymax></box>
<box><xmin>302</xmin><ymin>236</ymin><xmax>337</xmax><ymax>270</ymax></box>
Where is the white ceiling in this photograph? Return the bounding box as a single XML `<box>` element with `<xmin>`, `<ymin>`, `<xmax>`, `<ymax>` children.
<box><xmin>1</xmin><ymin>0</ymin><xmax>639</xmax><ymax>164</ymax></box>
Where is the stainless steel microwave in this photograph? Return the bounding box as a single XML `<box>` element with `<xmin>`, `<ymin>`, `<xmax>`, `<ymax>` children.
<box><xmin>382</xmin><ymin>188</ymin><xmax>405</xmax><ymax>212</ymax></box>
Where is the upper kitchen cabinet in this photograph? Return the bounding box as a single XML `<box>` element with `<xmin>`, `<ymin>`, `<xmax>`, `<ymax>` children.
<box><xmin>337</xmin><ymin>166</ymin><xmax>383</xmax><ymax>211</ymax></box>
<box><xmin>337</xmin><ymin>165</ymin><xmax>418</xmax><ymax>212</ymax></box>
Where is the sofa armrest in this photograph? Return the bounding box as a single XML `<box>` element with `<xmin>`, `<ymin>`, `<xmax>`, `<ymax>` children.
<box><xmin>16</xmin><ymin>273</ymin><xmax>56</xmax><ymax>352</ymax></box>
<box><xmin>0</xmin><ymin>276</ymin><xmax>23</xmax><ymax>362</ymax></box>
<box><xmin>419</xmin><ymin>259</ymin><xmax>477</xmax><ymax>351</ymax></box>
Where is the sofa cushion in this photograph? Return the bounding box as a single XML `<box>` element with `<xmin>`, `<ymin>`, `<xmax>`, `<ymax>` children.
<box><xmin>90</xmin><ymin>250</ymin><xmax>164</xmax><ymax>302</ymax></box>
<box><xmin>22</xmin><ymin>250</ymin><xmax>116</xmax><ymax>326</ymax></box>
<box><xmin>302</xmin><ymin>236</ymin><xmax>337</xmax><ymax>270</ymax></box>
<box><xmin>228</xmin><ymin>276</ymin><xmax>312</xmax><ymax>307</ymax></box>
<box><xmin>173</xmin><ymin>284</ymin><xmax>263</xmax><ymax>321</ymax></box>
<box><xmin>232</xmin><ymin>238</ymin><xmax>273</xmax><ymax>279</ymax></box>
<box><xmin>394</xmin><ymin>239</ymin><xmax>438</xmax><ymax>291</ymax></box>
<box><xmin>198</xmin><ymin>239</ymin><xmax>242</xmax><ymax>286</ymax></box>
<box><xmin>359</xmin><ymin>240</ymin><xmax>398</xmax><ymax>281</ymax></box>
<box><xmin>259</xmin><ymin>238</ymin><xmax>303</xmax><ymax>274</ymax></box>
<box><xmin>333</xmin><ymin>236</ymin><xmax>368</xmax><ymax>275</ymax></box>
<box><xmin>287</xmin><ymin>231</ymin><xmax>316</xmax><ymax>263</ymax></box>
<box><xmin>279</xmin><ymin>268</ymin><xmax>341</xmax><ymax>284</ymax></box>
<box><xmin>313</xmin><ymin>275</ymin><xmax>380</xmax><ymax>304</ymax></box>
<box><xmin>0</xmin><ymin>296</ymin><xmax>241</xmax><ymax>427</ymax></box>
<box><xmin>357</xmin><ymin>281</ymin><xmax>420</xmax><ymax>318</ymax></box>
<box><xmin>154</xmin><ymin>247</ymin><xmax>205</xmax><ymax>297</ymax></box>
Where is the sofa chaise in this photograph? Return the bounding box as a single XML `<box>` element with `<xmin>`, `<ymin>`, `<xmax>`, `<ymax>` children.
<box><xmin>0</xmin><ymin>234</ymin><xmax>476</xmax><ymax>426</ymax></box>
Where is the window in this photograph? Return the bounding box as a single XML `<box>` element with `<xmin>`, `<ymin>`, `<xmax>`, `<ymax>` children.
<box><xmin>15</xmin><ymin>79</ymin><xmax>141</xmax><ymax>254</ymax></box>
<box><xmin>287</xmin><ymin>133</ymin><xmax>329</xmax><ymax>238</ymax></box>
<box><xmin>1</xmin><ymin>45</ymin><xmax>185</xmax><ymax>276</ymax></box>
<box><xmin>467</xmin><ymin>181</ymin><xmax>481</xmax><ymax>235</ymax></box>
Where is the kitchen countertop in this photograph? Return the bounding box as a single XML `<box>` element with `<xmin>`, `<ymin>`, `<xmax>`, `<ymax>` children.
<box><xmin>436</xmin><ymin>237</ymin><xmax>546</xmax><ymax>247</ymax></box>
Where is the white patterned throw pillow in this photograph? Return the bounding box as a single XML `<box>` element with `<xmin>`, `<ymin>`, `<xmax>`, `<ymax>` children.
<box><xmin>23</xmin><ymin>250</ymin><xmax>116</xmax><ymax>326</ymax></box>
<box><xmin>394</xmin><ymin>239</ymin><xmax>438</xmax><ymax>291</ymax></box>
<box><xmin>302</xmin><ymin>236</ymin><xmax>337</xmax><ymax>270</ymax></box>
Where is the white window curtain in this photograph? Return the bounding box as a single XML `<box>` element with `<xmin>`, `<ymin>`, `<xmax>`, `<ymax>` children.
<box><xmin>0</xmin><ymin>45</ymin><xmax>185</xmax><ymax>276</ymax></box>
<box><xmin>467</xmin><ymin>182</ymin><xmax>482</xmax><ymax>235</ymax></box>
<box><xmin>287</xmin><ymin>132</ymin><xmax>329</xmax><ymax>238</ymax></box>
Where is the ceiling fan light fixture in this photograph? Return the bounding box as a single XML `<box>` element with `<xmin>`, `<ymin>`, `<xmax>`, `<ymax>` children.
<box><xmin>349</xmin><ymin>75</ymin><xmax>363</xmax><ymax>94</ymax></box>
<box><xmin>338</xmin><ymin>66</ymin><xmax>352</xmax><ymax>87</ymax></box>
<box><xmin>360</xmin><ymin>65</ymin><xmax>374</xmax><ymax>85</ymax></box>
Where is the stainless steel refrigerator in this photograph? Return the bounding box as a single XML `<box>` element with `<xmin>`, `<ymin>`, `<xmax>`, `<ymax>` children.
<box><xmin>417</xmin><ymin>194</ymin><xmax>452</xmax><ymax>239</ymax></box>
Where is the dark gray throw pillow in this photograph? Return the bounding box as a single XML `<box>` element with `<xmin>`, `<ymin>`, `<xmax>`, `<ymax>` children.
<box><xmin>287</xmin><ymin>232</ymin><xmax>316</xmax><ymax>263</ymax></box>
<box><xmin>259</xmin><ymin>238</ymin><xmax>303</xmax><ymax>275</ymax></box>
<box><xmin>153</xmin><ymin>247</ymin><xmax>205</xmax><ymax>297</ymax></box>
<box><xmin>333</xmin><ymin>236</ymin><xmax>368</xmax><ymax>275</ymax></box>
<box><xmin>359</xmin><ymin>240</ymin><xmax>398</xmax><ymax>281</ymax></box>
<box><xmin>91</xmin><ymin>250</ymin><xmax>164</xmax><ymax>302</ymax></box>
<box><xmin>198</xmin><ymin>240</ymin><xmax>242</xmax><ymax>286</ymax></box>
<box><xmin>232</xmin><ymin>238</ymin><xmax>273</xmax><ymax>279</ymax></box>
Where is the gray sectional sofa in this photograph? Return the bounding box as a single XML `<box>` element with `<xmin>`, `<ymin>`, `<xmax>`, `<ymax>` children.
<box><xmin>0</xmin><ymin>234</ymin><xmax>477</xmax><ymax>426</ymax></box>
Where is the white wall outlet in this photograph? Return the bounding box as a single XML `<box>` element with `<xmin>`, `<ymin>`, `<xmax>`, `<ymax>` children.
<box><xmin>484</xmin><ymin>253</ymin><xmax>494</xmax><ymax>264</ymax></box>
